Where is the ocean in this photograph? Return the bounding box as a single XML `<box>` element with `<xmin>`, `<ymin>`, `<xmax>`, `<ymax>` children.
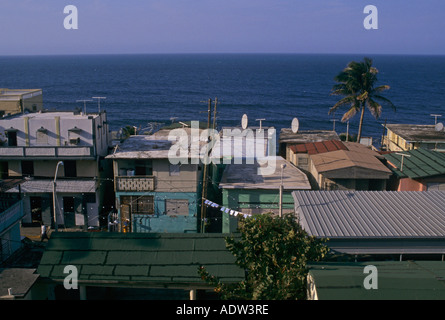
<box><xmin>1</xmin><ymin>53</ymin><xmax>444</xmax><ymax>146</ymax></box>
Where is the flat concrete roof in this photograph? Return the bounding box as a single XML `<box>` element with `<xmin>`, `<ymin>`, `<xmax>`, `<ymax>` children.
<box><xmin>0</xmin><ymin>89</ymin><xmax>42</xmax><ymax>102</ymax></box>
<box><xmin>279</xmin><ymin>128</ymin><xmax>340</xmax><ymax>144</ymax></box>
<box><xmin>0</xmin><ymin>268</ymin><xmax>39</xmax><ymax>299</ymax></box>
<box><xmin>1</xmin><ymin>111</ymin><xmax>99</xmax><ymax>121</ymax></box>
<box><xmin>386</xmin><ymin>124</ymin><xmax>445</xmax><ymax>143</ymax></box>
<box><xmin>219</xmin><ymin>156</ymin><xmax>311</xmax><ymax>190</ymax></box>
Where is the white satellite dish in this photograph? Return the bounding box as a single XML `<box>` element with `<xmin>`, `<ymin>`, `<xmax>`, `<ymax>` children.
<box><xmin>291</xmin><ymin>117</ymin><xmax>299</xmax><ymax>133</ymax></box>
<box><xmin>435</xmin><ymin>122</ymin><xmax>444</xmax><ymax>132</ymax></box>
<box><xmin>241</xmin><ymin>114</ymin><xmax>248</xmax><ymax>129</ymax></box>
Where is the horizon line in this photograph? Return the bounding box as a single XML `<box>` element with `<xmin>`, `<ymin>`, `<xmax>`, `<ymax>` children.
<box><xmin>1</xmin><ymin>52</ymin><xmax>445</xmax><ymax>58</ymax></box>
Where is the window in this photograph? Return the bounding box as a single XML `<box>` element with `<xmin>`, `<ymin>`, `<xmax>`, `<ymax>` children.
<box><xmin>64</xmin><ymin>160</ymin><xmax>77</xmax><ymax>177</ymax></box>
<box><xmin>298</xmin><ymin>157</ymin><xmax>308</xmax><ymax>165</ymax></box>
<box><xmin>7</xmin><ymin>131</ymin><xmax>17</xmax><ymax>147</ymax></box>
<box><xmin>21</xmin><ymin>161</ymin><xmax>34</xmax><ymax>176</ymax></box>
<box><xmin>169</xmin><ymin>164</ymin><xmax>180</xmax><ymax>176</ymax></box>
<box><xmin>121</xmin><ymin>196</ymin><xmax>154</xmax><ymax>214</ymax></box>
<box><xmin>135</xmin><ymin>160</ymin><xmax>153</xmax><ymax>176</ymax></box>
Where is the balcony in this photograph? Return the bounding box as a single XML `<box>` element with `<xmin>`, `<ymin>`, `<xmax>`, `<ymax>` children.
<box><xmin>0</xmin><ymin>146</ymin><xmax>95</xmax><ymax>158</ymax></box>
<box><xmin>116</xmin><ymin>176</ymin><xmax>155</xmax><ymax>192</ymax></box>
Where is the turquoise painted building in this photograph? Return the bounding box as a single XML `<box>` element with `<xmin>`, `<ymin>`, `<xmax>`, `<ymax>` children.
<box><xmin>107</xmin><ymin>130</ymin><xmax>203</xmax><ymax>233</ymax></box>
<box><xmin>219</xmin><ymin>156</ymin><xmax>311</xmax><ymax>233</ymax></box>
<box><xmin>0</xmin><ymin>180</ymin><xmax>24</xmax><ymax>263</ymax></box>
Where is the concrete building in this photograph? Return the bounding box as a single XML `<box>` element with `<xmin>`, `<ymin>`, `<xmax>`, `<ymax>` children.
<box><xmin>0</xmin><ymin>89</ymin><xmax>43</xmax><ymax>116</ymax></box>
<box><xmin>0</xmin><ymin>111</ymin><xmax>112</xmax><ymax>229</ymax></box>
<box><xmin>383</xmin><ymin>123</ymin><xmax>445</xmax><ymax>152</ymax></box>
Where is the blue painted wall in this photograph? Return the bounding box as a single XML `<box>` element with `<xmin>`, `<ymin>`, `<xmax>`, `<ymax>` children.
<box><xmin>117</xmin><ymin>191</ymin><xmax>199</xmax><ymax>233</ymax></box>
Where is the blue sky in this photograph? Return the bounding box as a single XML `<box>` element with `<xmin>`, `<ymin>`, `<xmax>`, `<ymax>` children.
<box><xmin>2</xmin><ymin>0</ymin><xmax>445</xmax><ymax>55</ymax></box>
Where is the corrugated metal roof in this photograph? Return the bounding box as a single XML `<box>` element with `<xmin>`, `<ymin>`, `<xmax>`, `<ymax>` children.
<box><xmin>6</xmin><ymin>179</ymin><xmax>97</xmax><ymax>193</ymax></box>
<box><xmin>289</xmin><ymin>140</ymin><xmax>347</xmax><ymax>155</ymax></box>
<box><xmin>310</xmin><ymin>148</ymin><xmax>392</xmax><ymax>174</ymax></box>
<box><xmin>384</xmin><ymin>149</ymin><xmax>445</xmax><ymax>179</ymax></box>
<box><xmin>293</xmin><ymin>190</ymin><xmax>445</xmax><ymax>238</ymax></box>
<box><xmin>37</xmin><ymin>232</ymin><xmax>244</xmax><ymax>287</ymax></box>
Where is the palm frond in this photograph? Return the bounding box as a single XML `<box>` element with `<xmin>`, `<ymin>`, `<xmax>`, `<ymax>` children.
<box><xmin>365</xmin><ymin>98</ymin><xmax>382</xmax><ymax>119</ymax></box>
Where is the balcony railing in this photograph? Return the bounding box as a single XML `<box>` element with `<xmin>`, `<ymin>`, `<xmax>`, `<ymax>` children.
<box><xmin>0</xmin><ymin>146</ymin><xmax>95</xmax><ymax>158</ymax></box>
<box><xmin>116</xmin><ymin>176</ymin><xmax>155</xmax><ymax>192</ymax></box>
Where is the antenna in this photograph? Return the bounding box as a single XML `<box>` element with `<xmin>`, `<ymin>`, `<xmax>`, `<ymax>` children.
<box><xmin>241</xmin><ymin>114</ymin><xmax>248</xmax><ymax>129</ymax></box>
<box><xmin>76</xmin><ymin>99</ymin><xmax>92</xmax><ymax>114</ymax></box>
<box><xmin>431</xmin><ymin>114</ymin><xmax>442</xmax><ymax>125</ymax></box>
<box><xmin>435</xmin><ymin>122</ymin><xmax>444</xmax><ymax>132</ymax></box>
<box><xmin>291</xmin><ymin>117</ymin><xmax>299</xmax><ymax>133</ymax></box>
<box><xmin>178</xmin><ymin>121</ymin><xmax>189</xmax><ymax>128</ymax></box>
<box><xmin>92</xmin><ymin>97</ymin><xmax>106</xmax><ymax>113</ymax></box>
<box><xmin>395</xmin><ymin>152</ymin><xmax>411</xmax><ymax>172</ymax></box>
<box><xmin>256</xmin><ymin>118</ymin><xmax>266</xmax><ymax>131</ymax></box>
<box><xmin>330</xmin><ymin>118</ymin><xmax>338</xmax><ymax>131</ymax></box>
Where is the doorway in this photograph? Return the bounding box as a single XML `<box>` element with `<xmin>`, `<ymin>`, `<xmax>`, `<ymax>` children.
<box><xmin>30</xmin><ymin>196</ymin><xmax>42</xmax><ymax>225</ymax></box>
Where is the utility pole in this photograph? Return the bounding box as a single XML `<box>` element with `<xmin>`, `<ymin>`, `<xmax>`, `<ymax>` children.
<box><xmin>200</xmin><ymin>98</ymin><xmax>212</xmax><ymax>233</ymax></box>
<box><xmin>212</xmin><ymin>97</ymin><xmax>218</xmax><ymax>130</ymax></box>
<box><xmin>279</xmin><ymin>163</ymin><xmax>286</xmax><ymax>218</ymax></box>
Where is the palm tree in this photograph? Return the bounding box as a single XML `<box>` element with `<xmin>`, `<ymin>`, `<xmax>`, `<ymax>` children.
<box><xmin>329</xmin><ymin>57</ymin><xmax>395</xmax><ymax>142</ymax></box>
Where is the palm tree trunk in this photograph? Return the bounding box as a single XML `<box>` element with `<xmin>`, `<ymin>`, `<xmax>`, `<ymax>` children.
<box><xmin>357</xmin><ymin>103</ymin><xmax>365</xmax><ymax>143</ymax></box>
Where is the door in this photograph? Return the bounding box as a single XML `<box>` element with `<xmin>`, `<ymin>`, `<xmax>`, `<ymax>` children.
<box><xmin>30</xmin><ymin>196</ymin><xmax>42</xmax><ymax>224</ymax></box>
<box><xmin>63</xmin><ymin>197</ymin><xmax>75</xmax><ymax>228</ymax></box>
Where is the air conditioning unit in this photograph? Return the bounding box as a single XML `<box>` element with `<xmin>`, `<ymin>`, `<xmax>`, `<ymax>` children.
<box><xmin>69</xmin><ymin>137</ymin><xmax>80</xmax><ymax>145</ymax></box>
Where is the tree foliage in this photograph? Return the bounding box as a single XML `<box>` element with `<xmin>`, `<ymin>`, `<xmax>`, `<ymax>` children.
<box><xmin>329</xmin><ymin>57</ymin><xmax>395</xmax><ymax>142</ymax></box>
<box><xmin>199</xmin><ymin>213</ymin><xmax>329</xmax><ymax>300</ymax></box>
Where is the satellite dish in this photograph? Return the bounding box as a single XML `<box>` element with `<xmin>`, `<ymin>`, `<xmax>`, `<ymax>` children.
<box><xmin>435</xmin><ymin>122</ymin><xmax>444</xmax><ymax>132</ymax></box>
<box><xmin>291</xmin><ymin>117</ymin><xmax>299</xmax><ymax>133</ymax></box>
<box><xmin>241</xmin><ymin>114</ymin><xmax>248</xmax><ymax>129</ymax></box>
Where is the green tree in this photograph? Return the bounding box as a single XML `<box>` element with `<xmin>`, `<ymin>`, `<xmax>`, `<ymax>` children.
<box><xmin>329</xmin><ymin>57</ymin><xmax>395</xmax><ymax>142</ymax></box>
<box><xmin>121</xmin><ymin>125</ymin><xmax>137</xmax><ymax>139</ymax></box>
<box><xmin>199</xmin><ymin>213</ymin><xmax>328</xmax><ymax>300</ymax></box>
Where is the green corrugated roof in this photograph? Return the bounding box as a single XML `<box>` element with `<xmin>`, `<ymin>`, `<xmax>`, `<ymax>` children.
<box><xmin>308</xmin><ymin>261</ymin><xmax>445</xmax><ymax>300</ymax></box>
<box><xmin>384</xmin><ymin>149</ymin><xmax>445</xmax><ymax>179</ymax></box>
<box><xmin>37</xmin><ymin>232</ymin><xmax>244</xmax><ymax>287</ymax></box>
